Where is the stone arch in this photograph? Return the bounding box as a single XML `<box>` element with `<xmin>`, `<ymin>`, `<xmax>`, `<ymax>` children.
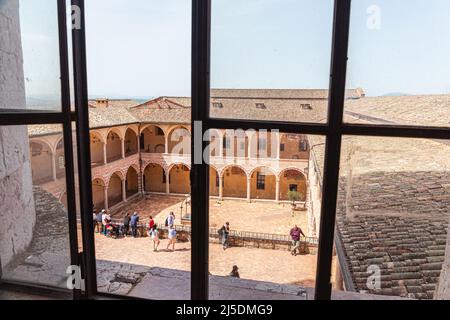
<box><xmin>222</xmin><ymin>165</ymin><xmax>247</xmax><ymax>198</ymax></box>
<box><xmin>279</xmin><ymin>168</ymin><xmax>307</xmax><ymax>201</ymax></box>
<box><xmin>29</xmin><ymin>139</ymin><xmax>54</xmax><ymax>183</ymax></box>
<box><xmin>90</xmin><ymin>131</ymin><xmax>105</xmax><ymax>165</ymax></box>
<box><xmin>107</xmin><ymin>172</ymin><xmax>123</xmax><ymax>208</ymax></box>
<box><xmin>92</xmin><ymin>177</ymin><xmax>106</xmax><ymax>210</ymax></box>
<box><xmin>168</xmin><ymin>126</ymin><xmax>191</xmax><ymax>155</ymax></box>
<box><xmin>168</xmin><ymin>163</ymin><xmax>191</xmax><ymax>194</ymax></box>
<box><xmin>125</xmin><ymin>166</ymin><xmax>139</xmax><ymax>198</ymax></box>
<box><xmin>250</xmin><ymin>166</ymin><xmax>277</xmax><ymax>200</ymax></box>
<box><xmin>209</xmin><ymin>166</ymin><xmax>220</xmax><ymax>197</ymax></box>
<box><xmin>106</xmin><ymin>129</ymin><xmax>123</xmax><ymax>163</ymax></box>
<box><xmin>124</xmin><ymin>127</ymin><xmax>138</xmax><ymax>156</ymax></box>
<box><xmin>140</xmin><ymin>125</ymin><xmax>166</xmax><ymax>153</ymax></box>
<box><xmin>143</xmin><ymin>163</ymin><xmax>167</xmax><ymax>193</ymax></box>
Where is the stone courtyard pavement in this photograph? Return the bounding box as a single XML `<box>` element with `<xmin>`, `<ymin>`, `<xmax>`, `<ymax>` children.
<box><xmin>112</xmin><ymin>195</ymin><xmax>309</xmax><ymax>236</ymax></box>
<box><xmin>94</xmin><ymin>234</ymin><xmax>320</xmax><ymax>288</ymax></box>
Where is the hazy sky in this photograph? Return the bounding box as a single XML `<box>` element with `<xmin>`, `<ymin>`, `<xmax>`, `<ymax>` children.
<box><xmin>20</xmin><ymin>0</ymin><xmax>450</xmax><ymax>99</ymax></box>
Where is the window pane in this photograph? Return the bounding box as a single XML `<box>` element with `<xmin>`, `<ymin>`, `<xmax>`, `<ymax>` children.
<box><xmin>0</xmin><ymin>0</ymin><xmax>62</xmax><ymax>111</ymax></box>
<box><xmin>345</xmin><ymin>0</ymin><xmax>450</xmax><ymax>127</ymax></box>
<box><xmin>85</xmin><ymin>0</ymin><xmax>192</xmax><ymax>299</ymax></box>
<box><xmin>0</xmin><ymin>124</ymin><xmax>72</xmax><ymax>290</ymax></box>
<box><xmin>208</xmin><ymin>130</ymin><xmax>326</xmax><ymax>300</ymax></box>
<box><xmin>210</xmin><ymin>0</ymin><xmax>338</xmax><ymax>123</ymax></box>
<box><xmin>336</xmin><ymin>136</ymin><xmax>450</xmax><ymax>300</ymax></box>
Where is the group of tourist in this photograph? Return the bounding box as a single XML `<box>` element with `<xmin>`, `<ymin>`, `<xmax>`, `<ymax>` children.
<box><xmin>93</xmin><ymin>209</ymin><xmax>179</xmax><ymax>252</ymax></box>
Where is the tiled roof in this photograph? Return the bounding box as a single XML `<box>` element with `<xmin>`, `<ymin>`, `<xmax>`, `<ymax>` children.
<box><xmin>325</xmin><ymin>136</ymin><xmax>450</xmax><ymax>299</ymax></box>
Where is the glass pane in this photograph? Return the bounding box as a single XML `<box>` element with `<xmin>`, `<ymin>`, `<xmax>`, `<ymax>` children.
<box><xmin>210</xmin><ymin>0</ymin><xmax>337</xmax><ymax>123</ymax></box>
<box><xmin>337</xmin><ymin>136</ymin><xmax>450</xmax><ymax>300</ymax></box>
<box><xmin>85</xmin><ymin>0</ymin><xmax>192</xmax><ymax>299</ymax></box>
<box><xmin>0</xmin><ymin>124</ymin><xmax>72</xmax><ymax>290</ymax></box>
<box><xmin>345</xmin><ymin>0</ymin><xmax>450</xmax><ymax>127</ymax></box>
<box><xmin>0</xmin><ymin>0</ymin><xmax>62</xmax><ymax>111</ymax></box>
<box><xmin>207</xmin><ymin>129</ymin><xmax>326</xmax><ymax>300</ymax></box>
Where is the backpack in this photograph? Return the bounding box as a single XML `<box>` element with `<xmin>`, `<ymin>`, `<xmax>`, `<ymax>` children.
<box><xmin>165</xmin><ymin>217</ymin><xmax>169</xmax><ymax>227</ymax></box>
<box><xmin>218</xmin><ymin>226</ymin><xmax>225</xmax><ymax>236</ymax></box>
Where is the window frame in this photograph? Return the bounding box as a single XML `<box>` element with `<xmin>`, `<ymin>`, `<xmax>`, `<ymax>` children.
<box><xmin>2</xmin><ymin>0</ymin><xmax>450</xmax><ymax>301</ymax></box>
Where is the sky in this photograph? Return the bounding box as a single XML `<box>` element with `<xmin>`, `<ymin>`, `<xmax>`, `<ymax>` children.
<box><xmin>19</xmin><ymin>0</ymin><xmax>450</xmax><ymax>100</ymax></box>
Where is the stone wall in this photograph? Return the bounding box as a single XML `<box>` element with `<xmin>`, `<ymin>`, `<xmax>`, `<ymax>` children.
<box><xmin>0</xmin><ymin>0</ymin><xmax>36</xmax><ymax>269</ymax></box>
<box><xmin>435</xmin><ymin>214</ymin><xmax>450</xmax><ymax>299</ymax></box>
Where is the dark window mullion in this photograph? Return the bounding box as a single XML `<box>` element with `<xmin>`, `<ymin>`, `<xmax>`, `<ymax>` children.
<box><xmin>71</xmin><ymin>0</ymin><xmax>97</xmax><ymax>297</ymax></box>
<box><xmin>314</xmin><ymin>0</ymin><xmax>352</xmax><ymax>300</ymax></box>
<box><xmin>57</xmin><ymin>0</ymin><xmax>82</xmax><ymax>300</ymax></box>
<box><xmin>191</xmin><ymin>0</ymin><xmax>211</xmax><ymax>300</ymax></box>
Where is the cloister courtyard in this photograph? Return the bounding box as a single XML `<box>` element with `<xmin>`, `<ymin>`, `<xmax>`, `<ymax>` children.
<box><xmin>110</xmin><ymin>195</ymin><xmax>309</xmax><ymax>235</ymax></box>
<box><xmin>92</xmin><ymin>195</ymin><xmax>322</xmax><ymax>290</ymax></box>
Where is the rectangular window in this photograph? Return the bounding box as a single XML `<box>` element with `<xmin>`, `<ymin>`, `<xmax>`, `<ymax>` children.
<box><xmin>280</xmin><ymin>143</ymin><xmax>285</xmax><ymax>152</ymax></box>
<box><xmin>256</xmin><ymin>172</ymin><xmax>265</xmax><ymax>190</ymax></box>
<box><xmin>299</xmin><ymin>140</ymin><xmax>308</xmax><ymax>152</ymax></box>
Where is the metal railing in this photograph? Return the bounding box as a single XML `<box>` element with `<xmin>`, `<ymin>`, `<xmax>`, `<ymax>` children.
<box><xmin>89</xmin><ymin>218</ymin><xmax>318</xmax><ymax>245</ymax></box>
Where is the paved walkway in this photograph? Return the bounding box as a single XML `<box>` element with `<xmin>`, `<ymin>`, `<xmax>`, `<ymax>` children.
<box><xmin>94</xmin><ymin>234</ymin><xmax>320</xmax><ymax>287</ymax></box>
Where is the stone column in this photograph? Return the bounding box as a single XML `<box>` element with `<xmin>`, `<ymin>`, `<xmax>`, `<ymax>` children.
<box><xmin>219</xmin><ymin>131</ymin><xmax>225</xmax><ymax>157</ymax></box>
<box><xmin>165</xmin><ymin>170</ymin><xmax>170</xmax><ymax>194</ymax></box>
<box><xmin>122</xmin><ymin>179</ymin><xmax>127</xmax><ymax>202</ymax></box>
<box><xmin>103</xmin><ymin>186</ymin><xmax>109</xmax><ymax>210</ymax></box>
<box><xmin>121</xmin><ymin>138</ymin><xmax>125</xmax><ymax>159</ymax></box>
<box><xmin>165</xmin><ymin>135</ymin><xmax>169</xmax><ymax>154</ymax></box>
<box><xmin>275</xmin><ymin>177</ymin><xmax>280</xmax><ymax>203</ymax></box>
<box><xmin>51</xmin><ymin>153</ymin><xmax>57</xmax><ymax>181</ymax></box>
<box><xmin>219</xmin><ymin>175</ymin><xmax>224</xmax><ymax>200</ymax></box>
<box><xmin>102</xmin><ymin>142</ymin><xmax>107</xmax><ymax>165</ymax></box>
<box><xmin>246</xmin><ymin>177</ymin><xmax>251</xmax><ymax>202</ymax></box>
<box><xmin>137</xmin><ymin>134</ymin><xmax>141</xmax><ymax>153</ymax></box>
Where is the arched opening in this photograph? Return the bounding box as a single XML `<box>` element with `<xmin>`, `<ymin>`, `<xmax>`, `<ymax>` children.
<box><xmin>279</xmin><ymin>169</ymin><xmax>307</xmax><ymax>201</ymax></box>
<box><xmin>106</xmin><ymin>130</ymin><xmax>122</xmax><ymax>163</ymax></box>
<box><xmin>169</xmin><ymin>127</ymin><xmax>191</xmax><ymax>155</ymax></box>
<box><xmin>169</xmin><ymin>164</ymin><xmax>190</xmax><ymax>194</ymax></box>
<box><xmin>124</xmin><ymin>128</ymin><xmax>138</xmax><ymax>157</ymax></box>
<box><xmin>222</xmin><ymin>166</ymin><xmax>247</xmax><ymax>198</ymax></box>
<box><xmin>126</xmin><ymin>166</ymin><xmax>139</xmax><ymax>198</ymax></box>
<box><xmin>143</xmin><ymin>163</ymin><xmax>166</xmax><ymax>193</ymax></box>
<box><xmin>92</xmin><ymin>178</ymin><xmax>106</xmax><ymax>210</ymax></box>
<box><xmin>30</xmin><ymin>140</ymin><xmax>53</xmax><ymax>184</ymax></box>
<box><xmin>55</xmin><ymin>138</ymin><xmax>65</xmax><ymax>179</ymax></box>
<box><xmin>250</xmin><ymin>167</ymin><xmax>276</xmax><ymax>200</ymax></box>
<box><xmin>90</xmin><ymin>132</ymin><xmax>104</xmax><ymax>166</ymax></box>
<box><xmin>140</xmin><ymin>125</ymin><xmax>166</xmax><ymax>153</ymax></box>
<box><xmin>108</xmin><ymin>173</ymin><xmax>123</xmax><ymax>208</ymax></box>
<box><xmin>209</xmin><ymin>167</ymin><xmax>220</xmax><ymax>197</ymax></box>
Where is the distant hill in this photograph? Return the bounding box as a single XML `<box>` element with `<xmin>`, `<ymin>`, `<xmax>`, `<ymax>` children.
<box><xmin>382</xmin><ymin>92</ymin><xmax>412</xmax><ymax>97</ymax></box>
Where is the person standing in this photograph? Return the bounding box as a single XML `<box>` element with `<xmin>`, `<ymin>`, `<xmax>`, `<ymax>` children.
<box><xmin>95</xmin><ymin>210</ymin><xmax>103</xmax><ymax>233</ymax></box>
<box><xmin>289</xmin><ymin>225</ymin><xmax>306</xmax><ymax>256</ymax></box>
<box><xmin>166</xmin><ymin>212</ymin><xmax>175</xmax><ymax>227</ymax></box>
<box><xmin>166</xmin><ymin>226</ymin><xmax>177</xmax><ymax>251</ymax></box>
<box><xmin>130</xmin><ymin>212</ymin><xmax>140</xmax><ymax>238</ymax></box>
<box><xmin>148</xmin><ymin>215</ymin><xmax>155</xmax><ymax>231</ymax></box>
<box><xmin>150</xmin><ymin>225</ymin><xmax>160</xmax><ymax>252</ymax></box>
<box><xmin>92</xmin><ymin>209</ymin><xmax>98</xmax><ymax>232</ymax></box>
<box><xmin>101</xmin><ymin>210</ymin><xmax>108</xmax><ymax>235</ymax></box>
<box><xmin>123</xmin><ymin>213</ymin><xmax>131</xmax><ymax>236</ymax></box>
<box><xmin>220</xmin><ymin>222</ymin><xmax>230</xmax><ymax>250</ymax></box>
